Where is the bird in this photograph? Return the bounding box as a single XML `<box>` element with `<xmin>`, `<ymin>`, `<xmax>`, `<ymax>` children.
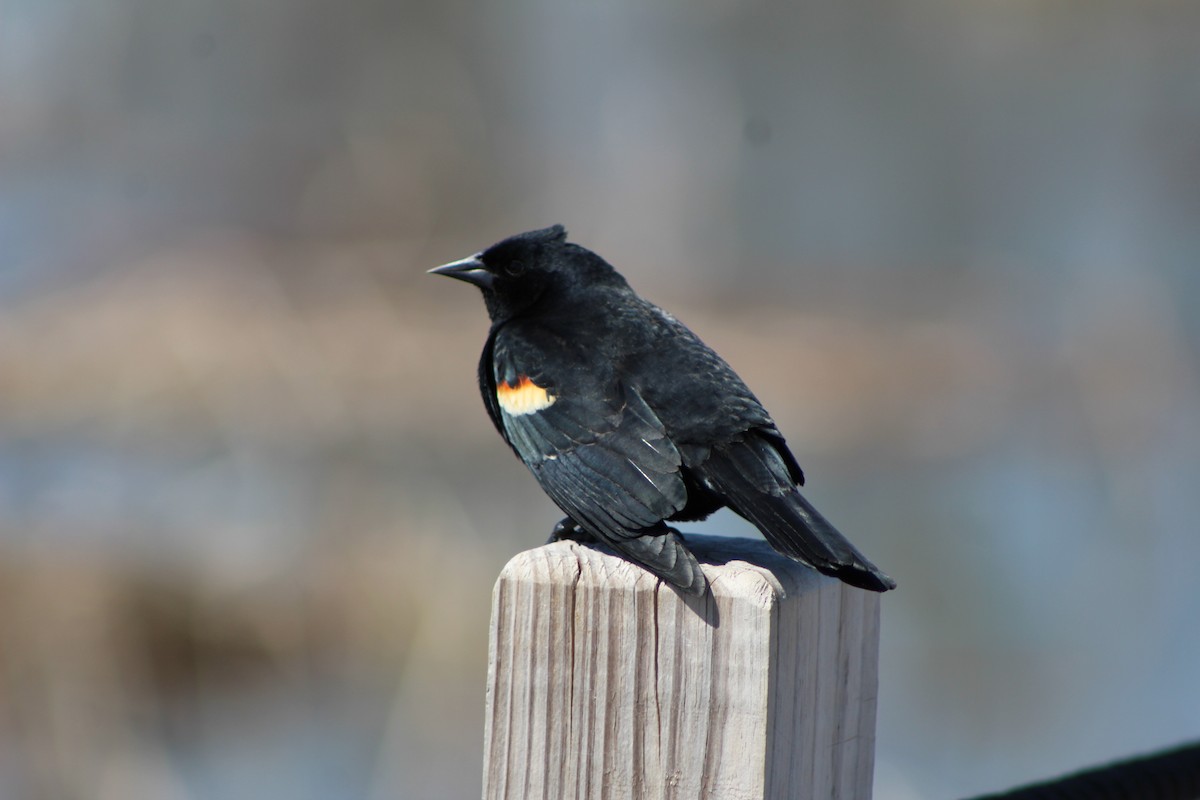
<box><xmin>429</xmin><ymin>225</ymin><xmax>895</xmax><ymax>596</ymax></box>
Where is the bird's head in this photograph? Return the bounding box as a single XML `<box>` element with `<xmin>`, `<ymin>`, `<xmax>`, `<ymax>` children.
<box><xmin>429</xmin><ymin>225</ymin><xmax>624</xmax><ymax>322</ymax></box>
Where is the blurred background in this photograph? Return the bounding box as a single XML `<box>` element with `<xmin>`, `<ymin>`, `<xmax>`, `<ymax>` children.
<box><xmin>3</xmin><ymin>0</ymin><xmax>1199</xmax><ymax>797</ymax></box>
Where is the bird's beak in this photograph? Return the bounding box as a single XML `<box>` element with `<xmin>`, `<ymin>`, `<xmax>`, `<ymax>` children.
<box><xmin>427</xmin><ymin>255</ymin><xmax>495</xmax><ymax>290</ymax></box>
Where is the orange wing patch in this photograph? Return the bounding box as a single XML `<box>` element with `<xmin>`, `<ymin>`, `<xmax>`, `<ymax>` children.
<box><xmin>497</xmin><ymin>375</ymin><xmax>556</xmax><ymax>416</ymax></box>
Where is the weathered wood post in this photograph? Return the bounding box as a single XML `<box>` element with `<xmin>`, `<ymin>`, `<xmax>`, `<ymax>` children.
<box><xmin>482</xmin><ymin>534</ymin><xmax>881</xmax><ymax>799</ymax></box>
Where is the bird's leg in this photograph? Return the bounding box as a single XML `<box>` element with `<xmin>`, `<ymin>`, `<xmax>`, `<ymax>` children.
<box><xmin>547</xmin><ymin>517</ymin><xmax>596</xmax><ymax>544</ymax></box>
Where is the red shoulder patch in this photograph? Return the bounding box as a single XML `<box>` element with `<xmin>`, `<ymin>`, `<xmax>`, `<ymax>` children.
<box><xmin>496</xmin><ymin>375</ymin><xmax>556</xmax><ymax>415</ymax></box>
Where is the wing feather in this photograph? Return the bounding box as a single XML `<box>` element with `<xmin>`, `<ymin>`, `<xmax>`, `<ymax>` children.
<box><xmin>500</xmin><ymin>380</ymin><xmax>688</xmax><ymax>539</ymax></box>
<box><xmin>485</xmin><ymin>325</ymin><xmax>704</xmax><ymax>593</ymax></box>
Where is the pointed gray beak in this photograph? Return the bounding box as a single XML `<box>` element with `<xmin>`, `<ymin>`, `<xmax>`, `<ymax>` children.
<box><xmin>428</xmin><ymin>254</ymin><xmax>494</xmax><ymax>290</ymax></box>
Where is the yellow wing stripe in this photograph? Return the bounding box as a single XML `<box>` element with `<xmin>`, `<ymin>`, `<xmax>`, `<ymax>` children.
<box><xmin>497</xmin><ymin>375</ymin><xmax>556</xmax><ymax>416</ymax></box>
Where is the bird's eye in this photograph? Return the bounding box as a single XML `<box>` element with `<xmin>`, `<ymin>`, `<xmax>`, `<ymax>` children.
<box><xmin>505</xmin><ymin>260</ymin><xmax>527</xmax><ymax>277</ymax></box>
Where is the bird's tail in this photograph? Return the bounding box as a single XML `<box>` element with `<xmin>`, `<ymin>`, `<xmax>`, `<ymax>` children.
<box><xmin>703</xmin><ymin>437</ymin><xmax>896</xmax><ymax>592</ymax></box>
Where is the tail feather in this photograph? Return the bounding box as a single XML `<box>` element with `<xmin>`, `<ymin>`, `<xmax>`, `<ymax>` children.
<box><xmin>703</xmin><ymin>437</ymin><xmax>896</xmax><ymax>592</ymax></box>
<box><xmin>760</xmin><ymin>489</ymin><xmax>895</xmax><ymax>592</ymax></box>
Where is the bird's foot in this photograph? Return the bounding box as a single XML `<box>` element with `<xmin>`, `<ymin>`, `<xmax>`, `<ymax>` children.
<box><xmin>547</xmin><ymin>518</ymin><xmax>596</xmax><ymax>545</ymax></box>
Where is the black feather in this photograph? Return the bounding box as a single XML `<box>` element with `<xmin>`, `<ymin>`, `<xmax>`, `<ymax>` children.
<box><xmin>437</xmin><ymin>226</ymin><xmax>895</xmax><ymax>595</ymax></box>
<box><xmin>700</xmin><ymin>435</ymin><xmax>895</xmax><ymax>591</ymax></box>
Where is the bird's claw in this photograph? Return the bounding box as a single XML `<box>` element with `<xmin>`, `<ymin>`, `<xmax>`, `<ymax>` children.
<box><xmin>547</xmin><ymin>518</ymin><xmax>596</xmax><ymax>544</ymax></box>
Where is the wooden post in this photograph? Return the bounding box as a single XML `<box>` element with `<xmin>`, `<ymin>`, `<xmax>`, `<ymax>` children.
<box><xmin>482</xmin><ymin>534</ymin><xmax>881</xmax><ymax>800</ymax></box>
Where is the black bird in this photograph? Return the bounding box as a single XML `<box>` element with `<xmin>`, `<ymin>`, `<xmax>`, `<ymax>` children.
<box><xmin>430</xmin><ymin>225</ymin><xmax>895</xmax><ymax>596</ymax></box>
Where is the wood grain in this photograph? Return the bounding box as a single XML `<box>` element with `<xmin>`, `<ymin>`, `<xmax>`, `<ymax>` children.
<box><xmin>482</xmin><ymin>535</ymin><xmax>880</xmax><ymax>800</ymax></box>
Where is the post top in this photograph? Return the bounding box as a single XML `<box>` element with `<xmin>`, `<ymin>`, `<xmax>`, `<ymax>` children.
<box><xmin>498</xmin><ymin>533</ymin><xmax>836</xmax><ymax>608</ymax></box>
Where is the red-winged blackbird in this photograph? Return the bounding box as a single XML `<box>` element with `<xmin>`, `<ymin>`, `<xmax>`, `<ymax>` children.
<box><xmin>430</xmin><ymin>225</ymin><xmax>895</xmax><ymax>595</ymax></box>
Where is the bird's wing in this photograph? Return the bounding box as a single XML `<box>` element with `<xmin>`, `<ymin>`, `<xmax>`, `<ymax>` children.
<box><xmin>486</xmin><ymin>332</ymin><xmax>704</xmax><ymax>592</ymax></box>
<box><xmin>516</xmin><ymin>381</ymin><xmax>688</xmax><ymax>533</ymax></box>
